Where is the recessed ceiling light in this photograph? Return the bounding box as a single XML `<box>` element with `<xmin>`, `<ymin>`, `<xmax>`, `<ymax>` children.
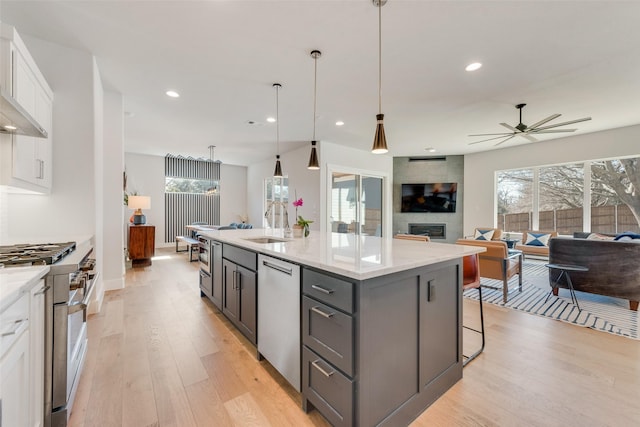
<box><xmin>465</xmin><ymin>62</ymin><xmax>482</xmax><ymax>72</ymax></box>
<box><xmin>266</xmin><ymin>117</ymin><xmax>276</xmax><ymax>123</ymax></box>
<box><xmin>335</xmin><ymin>121</ymin><xmax>345</xmax><ymax>126</ymax></box>
<box><xmin>4</xmin><ymin>125</ymin><xmax>17</xmax><ymax>130</ymax></box>
<box><xmin>425</xmin><ymin>147</ymin><xmax>436</xmax><ymax>153</ymax></box>
<box><xmin>166</xmin><ymin>90</ymin><xmax>180</xmax><ymax>98</ymax></box>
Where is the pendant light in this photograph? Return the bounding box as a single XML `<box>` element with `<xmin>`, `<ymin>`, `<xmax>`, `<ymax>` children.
<box><xmin>205</xmin><ymin>145</ymin><xmax>220</xmax><ymax>196</ymax></box>
<box><xmin>272</xmin><ymin>83</ymin><xmax>284</xmax><ymax>177</ymax></box>
<box><xmin>307</xmin><ymin>50</ymin><xmax>321</xmax><ymax>170</ymax></box>
<box><xmin>371</xmin><ymin>0</ymin><xmax>388</xmax><ymax>154</ymax></box>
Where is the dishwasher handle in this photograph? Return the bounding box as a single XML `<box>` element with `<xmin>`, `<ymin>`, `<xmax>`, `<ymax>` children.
<box><xmin>262</xmin><ymin>260</ymin><xmax>293</xmax><ymax>276</ymax></box>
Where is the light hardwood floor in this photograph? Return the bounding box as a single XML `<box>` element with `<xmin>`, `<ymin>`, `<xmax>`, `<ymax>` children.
<box><xmin>69</xmin><ymin>248</ymin><xmax>640</xmax><ymax>427</ymax></box>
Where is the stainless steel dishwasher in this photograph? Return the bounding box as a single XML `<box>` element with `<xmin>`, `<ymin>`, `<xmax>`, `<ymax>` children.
<box><xmin>257</xmin><ymin>254</ymin><xmax>301</xmax><ymax>391</ymax></box>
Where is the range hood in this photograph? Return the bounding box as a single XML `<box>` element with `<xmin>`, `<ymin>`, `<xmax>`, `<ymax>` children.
<box><xmin>0</xmin><ymin>87</ymin><xmax>48</xmax><ymax>138</ymax></box>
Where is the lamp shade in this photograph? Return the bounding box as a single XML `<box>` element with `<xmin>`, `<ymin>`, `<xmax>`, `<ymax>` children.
<box><xmin>127</xmin><ymin>195</ymin><xmax>151</xmax><ymax>210</ymax></box>
<box><xmin>307</xmin><ymin>141</ymin><xmax>319</xmax><ymax>170</ymax></box>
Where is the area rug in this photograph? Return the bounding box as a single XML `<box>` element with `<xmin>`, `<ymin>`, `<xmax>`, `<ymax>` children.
<box><xmin>463</xmin><ymin>262</ymin><xmax>638</xmax><ymax>340</ymax></box>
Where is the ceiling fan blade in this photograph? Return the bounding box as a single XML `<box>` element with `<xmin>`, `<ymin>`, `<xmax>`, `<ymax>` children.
<box><xmin>534</xmin><ymin>117</ymin><xmax>591</xmax><ymax>131</ymax></box>
<box><xmin>530</xmin><ymin>129</ymin><xmax>577</xmax><ymax>134</ymax></box>
<box><xmin>494</xmin><ymin>135</ymin><xmax>516</xmax><ymax>146</ymax></box>
<box><xmin>499</xmin><ymin>122</ymin><xmax>520</xmax><ymax>132</ymax></box>
<box><xmin>527</xmin><ymin>113</ymin><xmax>561</xmax><ymax>130</ymax></box>
<box><xmin>468</xmin><ymin>134</ymin><xmax>516</xmax><ymax>145</ymax></box>
<box><xmin>468</xmin><ymin>132</ymin><xmax>513</xmax><ymax>137</ymax></box>
<box><xmin>517</xmin><ymin>133</ymin><xmax>538</xmax><ymax>142</ymax></box>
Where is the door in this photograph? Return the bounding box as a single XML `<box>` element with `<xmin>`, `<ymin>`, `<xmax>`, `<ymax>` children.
<box><xmin>330</xmin><ymin>172</ymin><xmax>383</xmax><ymax>237</ymax></box>
<box><xmin>237</xmin><ymin>265</ymin><xmax>257</xmax><ymax>344</ymax></box>
<box><xmin>222</xmin><ymin>260</ymin><xmax>239</xmax><ymax>323</ymax></box>
<box><xmin>420</xmin><ymin>263</ymin><xmax>460</xmax><ymax>387</ymax></box>
<box><xmin>1</xmin><ymin>330</ymin><xmax>30</xmax><ymax>427</ymax></box>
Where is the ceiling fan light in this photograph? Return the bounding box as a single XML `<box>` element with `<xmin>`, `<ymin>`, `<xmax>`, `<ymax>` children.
<box><xmin>372</xmin><ymin>113</ymin><xmax>388</xmax><ymax>154</ymax></box>
<box><xmin>307</xmin><ymin>141</ymin><xmax>319</xmax><ymax>170</ymax></box>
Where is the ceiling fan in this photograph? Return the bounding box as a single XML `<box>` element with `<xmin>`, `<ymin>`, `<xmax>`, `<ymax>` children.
<box><xmin>469</xmin><ymin>103</ymin><xmax>591</xmax><ymax>146</ymax></box>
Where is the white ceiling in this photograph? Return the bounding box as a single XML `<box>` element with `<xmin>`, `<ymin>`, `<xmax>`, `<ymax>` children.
<box><xmin>2</xmin><ymin>1</ymin><xmax>640</xmax><ymax>166</ymax></box>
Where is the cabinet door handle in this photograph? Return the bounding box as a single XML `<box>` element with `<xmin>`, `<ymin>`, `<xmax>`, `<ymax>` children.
<box><xmin>34</xmin><ymin>285</ymin><xmax>51</xmax><ymax>296</ymax></box>
<box><xmin>236</xmin><ymin>271</ymin><xmax>242</xmax><ymax>291</ymax></box>
<box><xmin>311</xmin><ymin>306</ymin><xmax>335</xmax><ymax>318</ymax></box>
<box><xmin>1</xmin><ymin>319</ymin><xmax>27</xmax><ymax>337</ymax></box>
<box><xmin>232</xmin><ymin>268</ymin><xmax>236</xmax><ymax>290</ymax></box>
<box><xmin>262</xmin><ymin>260</ymin><xmax>292</xmax><ymax>276</ymax></box>
<box><xmin>427</xmin><ymin>280</ymin><xmax>434</xmax><ymax>302</ymax></box>
<box><xmin>311</xmin><ymin>284</ymin><xmax>334</xmax><ymax>295</ymax></box>
<box><xmin>311</xmin><ymin>360</ymin><xmax>334</xmax><ymax>377</ymax></box>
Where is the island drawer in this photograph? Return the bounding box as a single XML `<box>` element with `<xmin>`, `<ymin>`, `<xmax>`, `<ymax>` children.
<box><xmin>303</xmin><ymin>346</ymin><xmax>353</xmax><ymax>427</ymax></box>
<box><xmin>223</xmin><ymin>244</ymin><xmax>257</xmax><ymax>271</ymax></box>
<box><xmin>303</xmin><ymin>268</ymin><xmax>354</xmax><ymax>313</ymax></box>
<box><xmin>302</xmin><ymin>296</ymin><xmax>354</xmax><ymax>376</ymax></box>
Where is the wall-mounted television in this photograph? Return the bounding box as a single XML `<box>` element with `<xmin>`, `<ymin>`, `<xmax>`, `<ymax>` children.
<box><xmin>401</xmin><ymin>183</ymin><xmax>457</xmax><ymax>213</ymax></box>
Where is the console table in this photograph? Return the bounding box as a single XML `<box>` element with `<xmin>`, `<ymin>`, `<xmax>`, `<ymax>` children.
<box><xmin>129</xmin><ymin>224</ymin><xmax>155</xmax><ymax>267</ymax></box>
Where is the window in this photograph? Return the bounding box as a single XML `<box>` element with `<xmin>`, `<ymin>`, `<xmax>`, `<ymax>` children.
<box><xmin>496</xmin><ymin>156</ymin><xmax>640</xmax><ymax>234</ymax></box>
<box><xmin>496</xmin><ymin>169</ymin><xmax>533</xmax><ymax>232</ymax></box>
<box><xmin>539</xmin><ymin>163</ymin><xmax>584</xmax><ymax>234</ymax></box>
<box><xmin>330</xmin><ymin>172</ymin><xmax>383</xmax><ymax>236</ymax></box>
<box><xmin>264</xmin><ymin>177</ymin><xmax>289</xmax><ymax>229</ymax></box>
<box><xmin>165</xmin><ymin>177</ymin><xmax>211</xmax><ymax>193</ymax></box>
<box><xmin>164</xmin><ymin>154</ymin><xmax>220</xmax><ymax>242</ymax></box>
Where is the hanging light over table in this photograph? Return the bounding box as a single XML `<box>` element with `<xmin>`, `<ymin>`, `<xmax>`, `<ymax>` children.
<box><xmin>308</xmin><ymin>50</ymin><xmax>321</xmax><ymax>170</ymax></box>
<box><xmin>272</xmin><ymin>83</ymin><xmax>284</xmax><ymax>177</ymax></box>
<box><xmin>371</xmin><ymin>0</ymin><xmax>389</xmax><ymax>154</ymax></box>
<box><xmin>205</xmin><ymin>145</ymin><xmax>220</xmax><ymax>196</ymax></box>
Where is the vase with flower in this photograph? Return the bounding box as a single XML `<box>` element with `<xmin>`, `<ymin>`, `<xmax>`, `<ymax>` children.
<box><xmin>292</xmin><ymin>195</ymin><xmax>313</xmax><ymax>237</ymax></box>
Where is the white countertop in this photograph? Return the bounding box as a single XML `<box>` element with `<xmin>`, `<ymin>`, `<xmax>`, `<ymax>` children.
<box><xmin>0</xmin><ymin>265</ymin><xmax>49</xmax><ymax>313</ymax></box>
<box><xmin>198</xmin><ymin>229</ymin><xmax>484</xmax><ymax>280</ymax></box>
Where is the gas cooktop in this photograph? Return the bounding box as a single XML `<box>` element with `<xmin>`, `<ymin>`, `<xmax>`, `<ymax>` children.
<box><xmin>0</xmin><ymin>242</ymin><xmax>77</xmax><ymax>266</ymax></box>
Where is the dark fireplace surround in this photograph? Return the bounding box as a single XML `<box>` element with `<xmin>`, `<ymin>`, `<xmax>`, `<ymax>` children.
<box><xmin>408</xmin><ymin>223</ymin><xmax>446</xmax><ymax>239</ymax></box>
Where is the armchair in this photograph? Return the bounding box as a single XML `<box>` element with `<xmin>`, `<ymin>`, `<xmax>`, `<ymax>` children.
<box><xmin>456</xmin><ymin>239</ymin><xmax>522</xmax><ymax>303</ymax></box>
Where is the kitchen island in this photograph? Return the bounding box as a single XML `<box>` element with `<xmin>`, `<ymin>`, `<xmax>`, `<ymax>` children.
<box><xmin>197</xmin><ymin>229</ymin><xmax>483</xmax><ymax>427</ymax></box>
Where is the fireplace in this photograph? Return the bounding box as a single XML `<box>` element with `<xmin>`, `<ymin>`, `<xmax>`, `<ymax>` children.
<box><xmin>408</xmin><ymin>223</ymin><xmax>446</xmax><ymax>239</ymax></box>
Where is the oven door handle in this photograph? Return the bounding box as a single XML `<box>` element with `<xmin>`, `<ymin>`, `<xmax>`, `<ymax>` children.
<box><xmin>68</xmin><ymin>271</ymin><xmax>99</xmax><ymax>315</ymax></box>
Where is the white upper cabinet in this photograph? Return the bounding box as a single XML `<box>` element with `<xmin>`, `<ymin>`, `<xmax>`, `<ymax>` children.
<box><xmin>0</xmin><ymin>23</ymin><xmax>54</xmax><ymax>194</ymax></box>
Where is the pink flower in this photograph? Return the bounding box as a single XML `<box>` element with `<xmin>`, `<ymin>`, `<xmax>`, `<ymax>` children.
<box><xmin>293</xmin><ymin>198</ymin><xmax>303</xmax><ymax>208</ymax></box>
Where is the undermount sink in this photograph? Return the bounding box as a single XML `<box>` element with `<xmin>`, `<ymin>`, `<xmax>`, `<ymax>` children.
<box><xmin>242</xmin><ymin>237</ymin><xmax>288</xmax><ymax>244</ymax></box>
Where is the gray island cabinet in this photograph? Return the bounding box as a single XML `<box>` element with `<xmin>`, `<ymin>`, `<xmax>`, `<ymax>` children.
<box><xmin>301</xmin><ymin>260</ymin><xmax>461</xmax><ymax>427</ymax></box>
<box><xmin>197</xmin><ymin>230</ymin><xmax>484</xmax><ymax>427</ymax></box>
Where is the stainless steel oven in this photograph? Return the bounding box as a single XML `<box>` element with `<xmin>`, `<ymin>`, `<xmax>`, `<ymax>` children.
<box><xmin>49</xmin><ymin>256</ymin><xmax>96</xmax><ymax>427</ymax></box>
<box><xmin>198</xmin><ymin>235</ymin><xmax>210</xmax><ymax>275</ymax></box>
<box><xmin>0</xmin><ymin>241</ymin><xmax>95</xmax><ymax>427</ymax></box>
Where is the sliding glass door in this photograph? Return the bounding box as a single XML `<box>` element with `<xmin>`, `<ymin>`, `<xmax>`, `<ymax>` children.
<box><xmin>330</xmin><ymin>172</ymin><xmax>383</xmax><ymax>236</ymax></box>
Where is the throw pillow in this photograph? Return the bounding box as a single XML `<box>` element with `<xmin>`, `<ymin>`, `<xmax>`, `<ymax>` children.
<box><xmin>525</xmin><ymin>232</ymin><xmax>551</xmax><ymax>246</ymax></box>
<box><xmin>474</xmin><ymin>229</ymin><xmax>495</xmax><ymax>241</ymax></box>
<box><xmin>614</xmin><ymin>232</ymin><xmax>640</xmax><ymax>241</ymax></box>
<box><xmin>587</xmin><ymin>233</ymin><xmax>615</xmax><ymax>240</ymax></box>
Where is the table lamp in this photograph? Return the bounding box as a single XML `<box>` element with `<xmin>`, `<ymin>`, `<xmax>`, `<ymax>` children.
<box><xmin>128</xmin><ymin>195</ymin><xmax>151</xmax><ymax>225</ymax></box>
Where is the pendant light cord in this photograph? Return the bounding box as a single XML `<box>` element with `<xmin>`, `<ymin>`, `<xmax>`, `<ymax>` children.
<box><xmin>313</xmin><ymin>55</ymin><xmax>318</xmax><ymax>140</ymax></box>
<box><xmin>378</xmin><ymin>0</ymin><xmax>382</xmax><ymax>115</ymax></box>
<box><xmin>276</xmin><ymin>84</ymin><xmax>280</xmax><ymax>155</ymax></box>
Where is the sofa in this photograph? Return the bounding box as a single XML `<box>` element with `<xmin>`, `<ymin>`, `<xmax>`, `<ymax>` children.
<box><xmin>548</xmin><ymin>237</ymin><xmax>640</xmax><ymax>310</ymax></box>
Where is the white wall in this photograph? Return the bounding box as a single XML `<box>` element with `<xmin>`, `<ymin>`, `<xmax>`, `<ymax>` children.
<box><xmin>220</xmin><ymin>163</ymin><xmax>248</xmax><ymax>225</ymax></box>
<box><xmin>124</xmin><ymin>152</ymin><xmax>165</xmax><ymax>245</ymax></box>
<box><xmin>246</xmin><ymin>141</ymin><xmax>394</xmax><ymax>235</ymax></box>
<box><xmin>102</xmin><ymin>91</ymin><xmax>125</xmax><ymax>292</ymax></box>
<box><xmin>125</xmin><ymin>152</ymin><xmax>248</xmax><ymax>245</ymax></box>
<box><xmin>463</xmin><ymin>124</ymin><xmax>640</xmax><ymax>237</ymax></box>
<box><xmin>4</xmin><ymin>36</ymin><xmax>96</xmax><ymax>240</ymax></box>
<box><xmin>247</xmin><ymin>144</ymin><xmax>321</xmax><ymax>230</ymax></box>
